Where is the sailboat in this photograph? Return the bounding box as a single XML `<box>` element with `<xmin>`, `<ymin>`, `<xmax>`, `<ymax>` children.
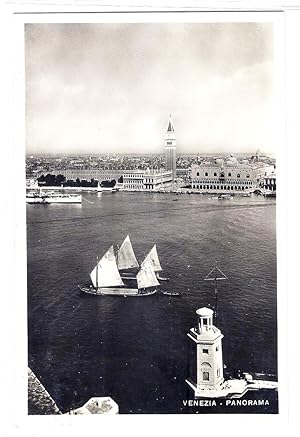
<box><xmin>78</xmin><ymin>243</ymin><xmax>159</xmax><ymax>296</ymax></box>
<box><xmin>116</xmin><ymin>235</ymin><xmax>139</xmax><ymax>278</ymax></box>
<box><xmin>141</xmin><ymin>245</ymin><xmax>169</xmax><ymax>281</ymax></box>
<box><xmin>140</xmin><ymin>244</ymin><xmax>181</xmax><ymax>295</ymax></box>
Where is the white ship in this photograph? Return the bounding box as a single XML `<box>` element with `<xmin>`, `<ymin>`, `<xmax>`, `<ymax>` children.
<box><xmin>78</xmin><ymin>236</ymin><xmax>175</xmax><ymax>296</ymax></box>
<box><xmin>26</xmin><ymin>191</ymin><xmax>82</xmax><ymax>204</ymax></box>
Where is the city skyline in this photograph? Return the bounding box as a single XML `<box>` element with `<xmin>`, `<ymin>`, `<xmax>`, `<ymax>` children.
<box><xmin>26</xmin><ymin>22</ymin><xmax>275</xmax><ymax>155</ymax></box>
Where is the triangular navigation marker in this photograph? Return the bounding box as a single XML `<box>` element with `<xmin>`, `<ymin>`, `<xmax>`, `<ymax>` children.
<box><xmin>204</xmin><ymin>262</ymin><xmax>228</xmax><ymax>325</ymax></box>
<box><xmin>204</xmin><ymin>264</ymin><xmax>228</xmax><ymax>282</ymax></box>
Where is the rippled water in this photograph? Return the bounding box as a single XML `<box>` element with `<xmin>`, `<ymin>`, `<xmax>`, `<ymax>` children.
<box><xmin>27</xmin><ymin>192</ymin><xmax>277</xmax><ymax>414</ymax></box>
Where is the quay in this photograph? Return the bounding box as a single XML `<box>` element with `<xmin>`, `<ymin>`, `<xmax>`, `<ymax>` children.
<box><xmin>186</xmin><ymin>375</ymin><xmax>278</xmax><ymax>399</ymax></box>
<box><xmin>28</xmin><ymin>367</ymin><xmax>119</xmax><ymax>415</ymax></box>
<box><xmin>26</xmin><ymin>185</ymin><xmax>102</xmax><ymax>192</ymax></box>
<box><xmin>66</xmin><ymin>397</ymin><xmax>119</xmax><ymax>415</ymax></box>
<box><xmin>28</xmin><ymin>368</ymin><xmax>62</xmax><ymax>415</ymax></box>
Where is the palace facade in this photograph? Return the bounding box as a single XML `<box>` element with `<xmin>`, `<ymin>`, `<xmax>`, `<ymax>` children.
<box><xmin>191</xmin><ymin>158</ymin><xmax>274</xmax><ymax>194</ymax></box>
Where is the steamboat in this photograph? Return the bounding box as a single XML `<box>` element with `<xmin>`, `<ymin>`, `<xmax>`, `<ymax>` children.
<box><xmin>26</xmin><ymin>190</ymin><xmax>82</xmax><ymax>204</ymax></box>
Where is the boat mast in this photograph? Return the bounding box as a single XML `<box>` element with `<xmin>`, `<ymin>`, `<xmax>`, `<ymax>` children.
<box><xmin>115</xmin><ymin>244</ymin><xmax>119</xmax><ymax>264</ymax></box>
<box><xmin>96</xmin><ymin>256</ymin><xmax>99</xmax><ymax>289</ymax></box>
<box><xmin>204</xmin><ymin>261</ymin><xmax>228</xmax><ymax>324</ymax></box>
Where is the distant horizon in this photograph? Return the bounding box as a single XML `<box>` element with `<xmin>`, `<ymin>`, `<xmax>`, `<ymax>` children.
<box><xmin>26</xmin><ymin>150</ymin><xmax>275</xmax><ymax>158</ymax></box>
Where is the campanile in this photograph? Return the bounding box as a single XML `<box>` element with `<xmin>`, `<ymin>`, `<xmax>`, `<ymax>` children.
<box><xmin>164</xmin><ymin>115</ymin><xmax>177</xmax><ymax>181</ymax></box>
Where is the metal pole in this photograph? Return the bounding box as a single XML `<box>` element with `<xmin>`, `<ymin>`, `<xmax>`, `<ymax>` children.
<box><xmin>96</xmin><ymin>256</ymin><xmax>99</xmax><ymax>289</ymax></box>
<box><xmin>215</xmin><ymin>274</ymin><xmax>218</xmax><ymax>324</ymax></box>
<box><xmin>204</xmin><ymin>263</ymin><xmax>228</xmax><ymax>327</ymax></box>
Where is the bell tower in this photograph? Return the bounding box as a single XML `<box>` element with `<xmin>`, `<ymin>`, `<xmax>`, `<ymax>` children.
<box><xmin>164</xmin><ymin>115</ymin><xmax>177</xmax><ymax>181</ymax></box>
<box><xmin>186</xmin><ymin>307</ymin><xmax>224</xmax><ymax>393</ymax></box>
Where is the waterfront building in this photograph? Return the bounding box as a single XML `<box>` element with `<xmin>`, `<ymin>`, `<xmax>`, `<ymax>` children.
<box><xmin>165</xmin><ymin>116</ymin><xmax>177</xmax><ymax>181</ymax></box>
<box><xmin>260</xmin><ymin>172</ymin><xmax>276</xmax><ymax>195</ymax></box>
<box><xmin>26</xmin><ymin>178</ymin><xmax>38</xmax><ymax>188</ymax></box>
<box><xmin>191</xmin><ymin>157</ymin><xmax>274</xmax><ymax>194</ymax></box>
<box><xmin>122</xmin><ymin>170</ymin><xmax>144</xmax><ymax>191</ymax></box>
<box><xmin>176</xmin><ymin>167</ymin><xmax>190</xmax><ymax>180</ymax></box>
<box><xmin>123</xmin><ymin>168</ymin><xmax>172</xmax><ymax>191</ymax></box>
<box><xmin>60</xmin><ymin>169</ymin><xmax>125</xmax><ymax>183</ymax></box>
<box><xmin>52</xmin><ymin>168</ymin><xmax>172</xmax><ymax>191</ymax></box>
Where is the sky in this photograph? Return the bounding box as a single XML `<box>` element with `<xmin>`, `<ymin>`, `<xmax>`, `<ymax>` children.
<box><xmin>25</xmin><ymin>22</ymin><xmax>275</xmax><ymax>155</ymax></box>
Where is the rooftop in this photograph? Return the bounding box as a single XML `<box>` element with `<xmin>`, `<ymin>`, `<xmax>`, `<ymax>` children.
<box><xmin>68</xmin><ymin>397</ymin><xmax>119</xmax><ymax>415</ymax></box>
<box><xmin>196</xmin><ymin>307</ymin><xmax>214</xmax><ymax>317</ymax></box>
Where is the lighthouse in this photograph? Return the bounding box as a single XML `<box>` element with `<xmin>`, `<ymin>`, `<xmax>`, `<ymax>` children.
<box><xmin>185</xmin><ymin>306</ymin><xmax>278</xmax><ymax>399</ymax></box>
<box><xmin>164</xmin><ymin>115</ymin><xmax>177</xmax><ymax>181</ymax></box>
<box><xmin>186</xmin><ymin>307</ymin><xmax>224</xmax><ymax>395</ymax></box>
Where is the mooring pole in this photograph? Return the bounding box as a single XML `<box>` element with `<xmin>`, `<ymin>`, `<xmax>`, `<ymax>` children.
<box><xmin>214</xmin><ymin>273</ymin><xmax>218</xmax><ymax>324</ymax></box>
<box><xmin>204</xmin><ymin>262</ymin><xmax>228</xmax><ymax>326</ymax></box>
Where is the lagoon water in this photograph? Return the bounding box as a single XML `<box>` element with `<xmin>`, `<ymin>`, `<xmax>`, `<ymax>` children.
<box><xmin>27</xmin><ymin>192</ymin><xmax>277</xmax><ymax>414</ymax></box>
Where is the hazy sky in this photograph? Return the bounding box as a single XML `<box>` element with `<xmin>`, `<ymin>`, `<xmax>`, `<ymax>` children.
<box><xmin>25</xmin><ymin>22</ymin><xmax>274</xmax><ymax>154</ymax></box>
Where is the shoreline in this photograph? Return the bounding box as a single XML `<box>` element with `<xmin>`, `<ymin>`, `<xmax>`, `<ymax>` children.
<box><xmin>26</xmin><ymin>185</ymin><xmax>274</xmax><ymax>197</ymax></box>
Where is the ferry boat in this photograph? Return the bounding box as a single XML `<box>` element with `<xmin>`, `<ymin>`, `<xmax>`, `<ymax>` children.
<box><xmin>26</xmin><ymin>191</ymin><xmax>82</xmax><ymax>204</ymax></box>
<box><xmin>218</xmin><ymin>194</ymin><xmax>233</xmax><ymax>200</ymax></box>
<box><xmin>209</xmin><ymin>194</ymin><xmax>233</xmax><ymax>200</ymax></box>
<box><xmin>78</xmin><ymin>236</ymin><xmax>172</xmax><ymax>296</ymax></box>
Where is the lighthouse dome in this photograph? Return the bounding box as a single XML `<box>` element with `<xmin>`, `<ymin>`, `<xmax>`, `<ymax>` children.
<box><xmin>196</xmin><ymin>307</ymin><xmax>214</xmax><ymax>317</ymax></box>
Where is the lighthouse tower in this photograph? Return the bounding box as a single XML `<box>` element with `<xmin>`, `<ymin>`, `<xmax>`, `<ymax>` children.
<box><xmin>164</xmin><ymin>115</ymin><xmax>177</xmax><ymax>181</ymax></box>
<box><xmin>186</xmin><ymin>307</ymin><xmax>224</xmax><ymax>395</ymax></box>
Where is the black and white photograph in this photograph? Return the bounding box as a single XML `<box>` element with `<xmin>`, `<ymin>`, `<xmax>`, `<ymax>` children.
<box><xmin>21</xmin><ymin>11</ymin><xmax>283</xmax><ymax>417</ymax></box>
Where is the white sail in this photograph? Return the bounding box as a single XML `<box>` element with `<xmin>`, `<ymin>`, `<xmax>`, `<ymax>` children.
<box><xmin>117</xmin><ymin>235</ymin><xmax>139</xmax><ymax>270</ymax></box>
<box><xmin>90</xmin><ymin>245</ymin><xmax>124</xmax><ymax>288</ymax></box>
<box><xmin>136</xmin><ymin>259</ymin><xmax>160</xmax><ymax>289</ymax></box>
<box><xmin>141</xmin><ymin>245</ymin><xmax>162</xmax><ymax>272</ymax></box>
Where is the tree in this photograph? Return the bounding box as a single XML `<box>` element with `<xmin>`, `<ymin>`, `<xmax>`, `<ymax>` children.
<box><xmin>45</xmin><ymin>174</ymin><xmax>56</xmax><ymax>186</ymax></box>
<box><xmin>56</xmin><ymin>174</ymin><xmax>66</xmax><ymax>186</ymax></box>
<box><xmin>101</xmin><ymin>179</ymin><xmax>116</xmax><ymax>188</ymax></box>
<box><xmin>37</xmin><ymin>174</ymin><xmax>46</xmax><ymax>185</ymax></box>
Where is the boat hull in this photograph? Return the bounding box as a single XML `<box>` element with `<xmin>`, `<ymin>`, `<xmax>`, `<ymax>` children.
<box><xmin>160</xmin><ymin>290</ymin><xmax>181</xmax><ymax>296</ymax></box>
<box><xmin>26</xmin><ymin>197</ymin><xmax>49</xmax><ymax>204</ymax></box>
<box><xmin>26</xmin><ymin>195</ymin><xmax>82</xmax><ymax>204</ymax></box>
<box><xmin>78</xmin><ymin>285</ymin><xmax>157</xmax><ymax>296</ymax></box>
<box><xmin>156</xmin><ymin>275</ymin><xmax>169</xmax><ymax>282</ymax></box>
